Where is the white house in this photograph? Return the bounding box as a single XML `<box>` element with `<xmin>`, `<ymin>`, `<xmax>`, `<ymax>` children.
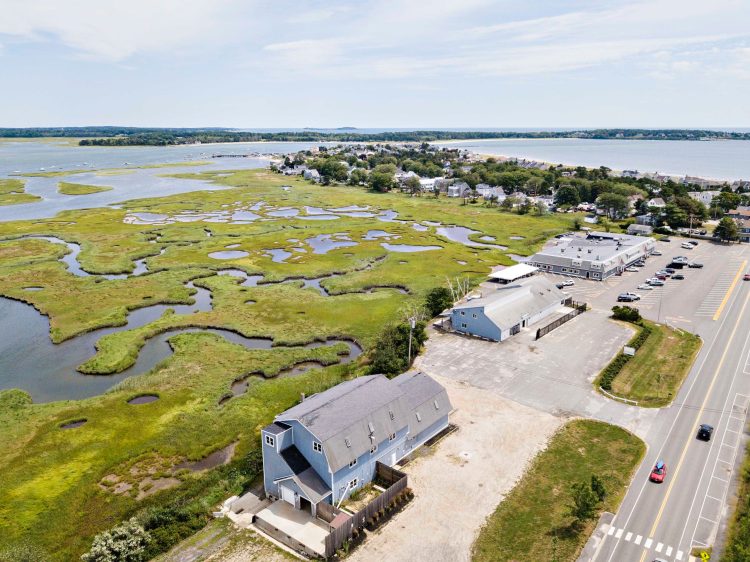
<box><xmin>647</xmin><ymin>198</ymin><xmax>666</xmax><ymax>209</ymax></box>
<box><xmin>447</xmin><ymin>181</ymin><xmax>471</xmax><ymax>198</ymax></box>
<box><xmin>303</xmin><ymin>169</ymin><xmax>321</xmax><ymax>182</ymax></box>
<box><xmin>687</xmin><ymin>191</ymin><xmax>721</xmax><ymax>207</ymax></box>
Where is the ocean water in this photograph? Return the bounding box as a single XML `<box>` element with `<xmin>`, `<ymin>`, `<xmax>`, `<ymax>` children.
<box><xmin>434</xmin><ymin>138</ymin><xmax>750</xmax><ymax>181</ymax></box>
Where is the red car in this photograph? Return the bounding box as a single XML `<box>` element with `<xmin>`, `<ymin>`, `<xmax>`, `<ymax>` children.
<box><xmin>744</xmin><ymin>274</ymin><xmax>750</xmax><ymax>281</ymax></box>
<box><xmin>650</xmin><ymin>460</ymin><xmax>667</xmax><ymax>483</ymax></box>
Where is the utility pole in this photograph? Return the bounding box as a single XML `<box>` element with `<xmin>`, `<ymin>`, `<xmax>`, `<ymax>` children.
<box><xmin>407</xmin><ymin>317</ymin><xmax>416</xmax><ymax>365</ymax></box>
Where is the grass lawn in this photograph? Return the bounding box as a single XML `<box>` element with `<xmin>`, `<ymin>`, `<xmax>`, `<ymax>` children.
<box><xmin>610</xmin><ymin>320</ymin><xmax>702</xmax><ymax>407</ymax></box>
<box><xmin>58</xmin><ymin>181</ymin><xmax>113</xmax><ymax>195</ymax></box>
<box><xmin>0</xmin><ymin>178</ymin><xmax>41</xmax><ymax>206</ymax></box>
<box><xmin>0</xmin><ymin>168</ymin><xmax>582</xmax><ymax>560</ymax></box>
<box><xmin>472</xmin><ymin>419</ymin><xmax>645</xmax><ymax>562</ymax></box>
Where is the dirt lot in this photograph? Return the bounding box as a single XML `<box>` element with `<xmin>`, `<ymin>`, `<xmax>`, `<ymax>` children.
<box><xmin>348</xmin><ymin>374</ymin><xmax>562</xmax><ymax>562</ymax></box>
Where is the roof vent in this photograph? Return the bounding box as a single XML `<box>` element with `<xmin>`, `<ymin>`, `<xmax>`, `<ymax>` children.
<box><xmin>344</xmin><ymin>438</ymin><xmax>351</xmax><ymax>448</ymax></box>
<box><xmin>368</xmin><ymin>422</ymin><xmax>375</xmax><ymax>434</ymax></box>
<box><xmin>389</xmin><ymin>410</ymin><xmax>394</xmax><ymax>420</ymax></box>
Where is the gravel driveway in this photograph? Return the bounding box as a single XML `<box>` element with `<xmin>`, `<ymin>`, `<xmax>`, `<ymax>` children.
<box><xmin>348</xmin><ymin>374</ymin><xmax>562</xmax><ymax>562</ymax></box>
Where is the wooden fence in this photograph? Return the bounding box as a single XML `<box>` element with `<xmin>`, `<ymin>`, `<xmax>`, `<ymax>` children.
<box><xmin>324</xmin><ymin>462</ymin><xmax>408</xmax><ymax>558</ymax></box>
<box><xmin>536</xmin><ymin>301</ymin><xmax>587</xmax><ymax>340</ymax></box>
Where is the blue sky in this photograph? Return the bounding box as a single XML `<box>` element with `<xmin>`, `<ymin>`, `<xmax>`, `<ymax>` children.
<box><xmin>1</xmin><ymin>0</ymin><xmax>749</xmax><ymax>128</ymax></box>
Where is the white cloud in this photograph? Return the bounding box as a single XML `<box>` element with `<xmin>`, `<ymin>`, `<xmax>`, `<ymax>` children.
<box><xmin>0</xmin><ymin>0</ymin><xmax>245</xmax><ymax>61</ymax></box>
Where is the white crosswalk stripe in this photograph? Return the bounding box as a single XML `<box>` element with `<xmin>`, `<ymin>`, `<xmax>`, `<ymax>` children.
<box><xmin>606</xmin><ymin>527</ymin><xmax>684</xmax><ymax>559</ymax></box>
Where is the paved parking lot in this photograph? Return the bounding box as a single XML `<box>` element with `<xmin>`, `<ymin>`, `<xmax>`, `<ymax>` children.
<box><xmin>542</xmin><ymin>238</ymin><xmax>749</xmax><ymax>333</ymax></box>
<box><xmin>418</xmin><ymin>311</ymin><xmax>660</xmax><ymax>439</ymax></box>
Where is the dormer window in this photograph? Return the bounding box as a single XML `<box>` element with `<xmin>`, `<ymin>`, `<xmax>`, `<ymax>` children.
<box><xmin>370</xmin><ymin>444</ymin><xmax>378</xmax><ymax>455</ymax></box>
<box><xmin>313</xmin><ymin>441</ymin><xmax>322</xmax><ymax>453</ymax></box>
<box><xmin>349</xmin><ymin>457</ymin><xmax>357</xmax><ymax>468</ymax></box>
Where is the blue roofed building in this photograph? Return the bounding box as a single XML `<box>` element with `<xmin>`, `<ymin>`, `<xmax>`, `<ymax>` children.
<box><xmin>261</xmin><ymin>371</ymin><xmax>451</xmax><ymax>517</ymax></box>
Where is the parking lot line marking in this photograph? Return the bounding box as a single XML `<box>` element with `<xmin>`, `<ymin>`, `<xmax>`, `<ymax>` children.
<box><xmin>666</xmin><ymin>546</ymin><xmax>673</xmax><ymax>556</ymax></box>
<box><xmin>607</xmin><ymin>526</ymin><xmax>616</xmax><ymax>536</ymax></box>
<box><xmin>699</xmin><ymin>515</ymin><xmax>718</xmax><ymax>524</ymax></box>
<box><xmin>625</xmin><ymin>532</ymin><xmax>632</xmax><ymax>541</ymax></box>
<box><xmin>676</xmin><ymin>549</ymin><xmax>684</xmax><ymax>560</ymax></box>
<box><xmin>713</xmin><ymin>475</ymin><xmax>729</xmax><ymax>483</ymax></box>
<box><xmin>655</xmin><ymin>542</ymin><xmax>663</xmax><ymax>552</ymax></box>
<box><xmin>713</xmin><ymin>260</ymin><xmax>747</xmax><ymax>320</ymax></box>
<box><xmin>706</xmin><ymin>494</ymin><xmax>722</xmax><ymax>502</ymax></box>
<box><xmin>615</xmin><ymin>528</ymin><xmax>623</xmax><ymax>539</ymax></box>
<box><xmin>644</xmin><ymin>538</ymin><xmax>653</xmax><ymax>548</ymax></box>
<box><xmin>635</xmin><ymin>535</ymin><xmax>642</xmax><ymax>545</ymax></box>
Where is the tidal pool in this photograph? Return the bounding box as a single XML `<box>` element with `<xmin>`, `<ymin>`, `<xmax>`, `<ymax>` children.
<box><xmin>208</xmin><ymin>250</ymin><xmax>250</xmax><ymax>260</ymax></box>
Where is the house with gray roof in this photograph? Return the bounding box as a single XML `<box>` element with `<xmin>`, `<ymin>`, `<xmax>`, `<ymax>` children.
<box><xmin>261</xmin><ymin>372</ymin><xmax>451</xmax><ymax>517</ymax></box>
<box><xmin>450</xmin><ymin>276</ymin><xmax>568</xmax><ymax>341</ymax></box>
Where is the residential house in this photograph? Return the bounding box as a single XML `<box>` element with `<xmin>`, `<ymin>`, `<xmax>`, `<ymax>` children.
<box><xmin>727</xmin><ymin>208</ymin><xmax>750</xmax><ymax>220</ymax></box>
<box><xmin>450</xmin><ymin>276</ymin><xmax>567</xmax><ymax>342</ymax></box>
<box><xmin>647</xmin><ymin>197</ymin><xmax>666</xmax><ymax>209</ymax></box>
<box><xmin>738</xmin><ymin>218</ymin><xmax>750</xmax><ymax>243</ymax></box>
<box><xmin>627</xmin><ymin>223</ymin><xmax>653</xmax><ymax>236</ymax></box>
<box><xmin>261</xmin><ymin>372</ymin><xmax>452</xmax><ymax>516</ymax></box>
<box><xmin>447</xmin><ymin>181</ymin><xmax>471</xmax><ymax>198</ymax></box>
<box><xmin>687</xmin><ymin>191</ymin><xmax>721</xmax><ymax>207</ymax></box>
<box><xmin>303</xmin><ymin>169</ymin><xmax>321</xmax><ymax>182</ymax></box>
<box><xmin>476</xmin><ymin>184</ymin><xmax>505</xmax><ymax>201</ymax></box>
<box><xmin>621</xmin><ymin>170</ymin><xmax>639</xmax><ymax>178</ymax></box>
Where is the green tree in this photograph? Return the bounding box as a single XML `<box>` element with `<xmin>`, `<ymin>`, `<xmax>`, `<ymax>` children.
<box><xmin>714</xmin><ymin>217</ymin><xmax>740</xmax><ymax>242</ymax></box>
<box><xmin>713</xmin><ymin>191</ymin><xmax>741</xmax><ymax>212</ymax></box>
<box><xmin>348</xmin><ymin>168</ymin><xmax>368</xmax><ymax>186</ymax></box>
<box><xmin>367</xmin><ymin>164</ymin><xmax>397</xmax><ymax>192</ymax></box>
<box><xmin>82</xmin><ymin>518</ymin><xmax>151</xmax><ymax>562</ymax></box>
<box><xmin>424</xmin><ymin>287</ymin><xmax>454</xmax><ymax>317</ymax></box>
<box><xmin>404</xmin><ymin>175</ymin><xmax>421</xmax><ymax>196</ymax></box>
<box><xmin>555</xmin><ymin>185</ymin><xmax>580</xmax><ymax>207</ymax></box>
<box><xmin>569</xmin><ymin>481</ymin><xmax>599</xmax><ymax>527</ymax></box>
<box><xmin>596</xmin><ymin>192</ymin><xmax>630</xmax><ymax>219</ymax></box>
<box><xmin>591</xmin><ymin>474</ymin><xmax>607</xmax><ymax>502</ymax></box>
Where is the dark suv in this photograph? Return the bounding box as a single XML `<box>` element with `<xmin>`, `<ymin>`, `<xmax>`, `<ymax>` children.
<box><xmin>697</xmin><ymin>424</ymin><xmax>714</xmax><ymax>441</ymax></box>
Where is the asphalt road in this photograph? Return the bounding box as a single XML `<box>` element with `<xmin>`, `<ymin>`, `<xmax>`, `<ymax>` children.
<box><xmin>589</xmin><ymin>243</ymin><xmax>750</xmax><ymax>562</ymax></box>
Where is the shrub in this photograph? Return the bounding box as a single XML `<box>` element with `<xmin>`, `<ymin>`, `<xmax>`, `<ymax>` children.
<box><xmin>424</xmin><ymin>287</ymin><xmax>454</xmax><ymax>317</ymax></box>
<box><xmin>598</xmin><ymin>322</ymin><xmax>653</xmax><ymax>390</ymax></box>
<box><xmin>81</xmin><ymin>518</ymin><xmax>150</xmax><ymax>562</ymax></box>
<box><xmin>611</xmin><ymin>305</ymin><xmax>641</xmax><ymax>323</ymax></box>
<box><xmin>369</xmin><ymin>321</ymin><xmax>427</xmax><ymax>376</ymax></box>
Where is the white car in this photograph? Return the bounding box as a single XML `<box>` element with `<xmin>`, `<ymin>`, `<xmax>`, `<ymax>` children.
<box><xmin>637</xmin><ymin>283</ymin><xmax>654</xmax><ymax>290</ymax></box>
<box><xmin>625</xmin><ymin>266</ymin><xmax>638</xmax><ymax>272</ymax></box>
<box><xmin>648</xmin><ymin>278</ymin><xmax>665</xmax><ymax>286</ymax></box>
<box><xmin>556</xmin><ymin>279</ymin><xmax>575</xmax><ymax>287</ymax></box>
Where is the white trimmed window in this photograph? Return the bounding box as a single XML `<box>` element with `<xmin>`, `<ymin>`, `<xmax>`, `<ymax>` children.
<box><xmin>370</xmin><ymin>444</ymin><xmax>378</xmax><ymax>455</ymax></box>
<box><xmin>349</xmin><ymin>458</ymin><xmax>357</xmax><ymax>468</ymax></box>
<box><xmin>264</xmin><ymin>435</ymin><xmax>275</xmax><ymax>447</ymax></box>
<box><xmin>389</xmin><ymin>432</ymin><xmax>396</xmax><ymax>441</ymax></box>
<box><xmin>472</xmin><ymin>313</ymin><xmax>477</xmax><ymax>318</ymax></box>
<box><xmin>460</xmin><ymin>310</ymin><xmax>465</xmax><ymax>316</ymax></box>
<box><xmin>348</xmin><ymin>477</ymin><xmax>359</xmax><ymax>489</ymax></box>
<box><xmin>313</xmin><ymin>441</ymin><xmax>322</xmax><ymax>453</ymax></box>
<box><xmin>461</xmin><ymin>323</ymin><xmax>467</xmax><ymax>328</ymax></box>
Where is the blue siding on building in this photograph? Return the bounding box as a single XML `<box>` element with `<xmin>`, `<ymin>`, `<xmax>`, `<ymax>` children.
<box><xmin>330</xmin><ymin>425</ymin><xmax>410</xmax><ymax>505</ymax></box>
<box><xmin>451</xmin><ymin>306</ymin><xmax>502</xmax><ymax>341</ymax></box>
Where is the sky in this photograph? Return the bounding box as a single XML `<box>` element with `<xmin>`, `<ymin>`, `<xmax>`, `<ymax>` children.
<box><xmin>1</xmin><ymin>0</ymin><xmax>749</xmax><ymax>129</ymax></box>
